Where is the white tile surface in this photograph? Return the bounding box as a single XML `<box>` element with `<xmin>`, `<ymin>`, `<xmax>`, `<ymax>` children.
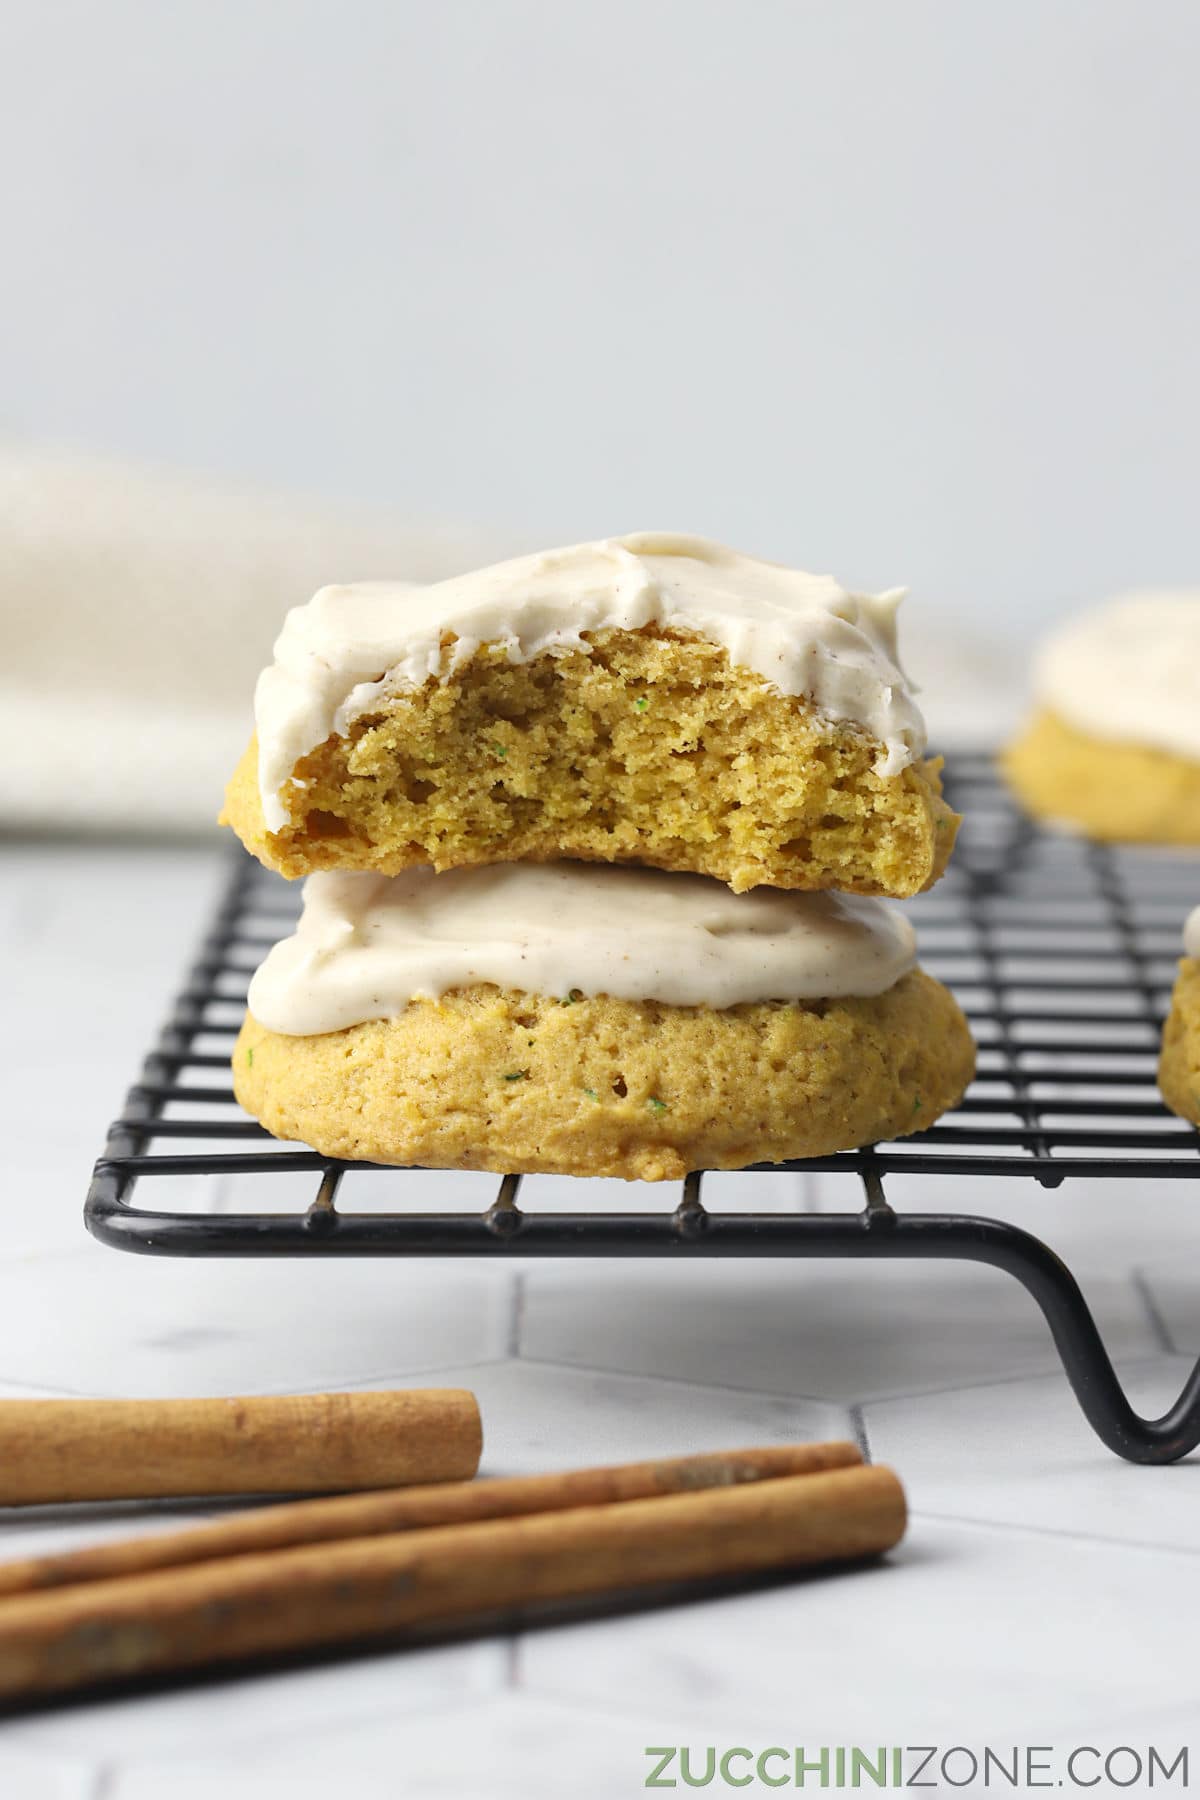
<box><xmin>2</xmin><ymin>837</ymin><xmax>1199</xmax><ymax>1795</ymax></box>
<box><xmin>0</xmin><ymin>1245</ymin><xmax>513</xmax><ymax>1397</ymax></box>
<box><xmin>866</xmin><ymin>1358</ymin><xmax>1200</xmax><ymax>1551</ymax></box>
<box><xmin>3</xmin><ymin>1638</ymin><xmax>503</xmax><ymax>1763</ymax></box>
<box><xmin>1140</xmin><ymin>1260</ymin><xmax>1200</xmax><ymax>1355</ymax></box>
<box><xmin>399</xmin><ymin>1358</ymin><xmax>848</xmax><ymax>1475</ymax></box>
<box><xmin>105</xmin><ymin>1695</ymin><xmax>681</xmax><ymax>1800</ymax></box>
<box><xmin>0</xmin><ymin>1750</ymin><xmax>96</xmax><ymax>1800</ymax></box>
<box><xmin>519</xmin><ymin>1258</ymin><xmax>1159</xmax><ymax>1402</ymax></box>
<box><xmin>0</xmin><ymin>1149</ymin><xmax>107</xmax><ymax>1260</ymax></box>
<box><xmin>519</xmin><ymin>1517</ymin><xmax>1200</xmax><ymax>1741</ymax></box>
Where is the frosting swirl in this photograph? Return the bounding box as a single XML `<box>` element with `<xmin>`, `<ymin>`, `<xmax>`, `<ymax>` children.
<box><xmin>247</xmin><ymin>862</ymin><xmax>919</xmax><ymax>1035</ymax></box>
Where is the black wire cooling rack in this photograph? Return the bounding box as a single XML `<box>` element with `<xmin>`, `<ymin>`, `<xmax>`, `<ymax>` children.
<box><xmin>86</xmin><ymin>753</ymin><xmax>1200</xmax><ymax>1464</ymax></box>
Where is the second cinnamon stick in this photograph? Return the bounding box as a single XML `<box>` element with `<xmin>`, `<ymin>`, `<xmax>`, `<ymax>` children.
<box><xmin>0</xmin><ymin>1441</ymin><xmax>861</xmax><ymax>1598</ymax></box>
<box><xmin>0</xmin><ymin>1462</ymin><xmax>905</xmax><ymax>1701</ymax></box>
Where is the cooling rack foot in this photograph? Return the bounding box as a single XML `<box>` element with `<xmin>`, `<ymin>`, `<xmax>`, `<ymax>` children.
<box><xmin>910</xmin><ymin>1211</ymin><xmax>1200</xmax><ymax>1465</ymax></box>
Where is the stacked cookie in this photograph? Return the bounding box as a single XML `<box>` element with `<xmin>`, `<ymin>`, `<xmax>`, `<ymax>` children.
<box><xmin>224</xmin><ymin>533</ymin><xmax>975</xmax><ymax>1180</ymax></box>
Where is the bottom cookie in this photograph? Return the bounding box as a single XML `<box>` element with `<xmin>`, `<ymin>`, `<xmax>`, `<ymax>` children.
<box><xmin>234</xmin><ymin>970</ymin><xmax>976</xmax><ymax>1181</ymax></box>
<box><xmin>1159</xmin><ymin>957</ymin><xmax>1200</xmax><ymax>1127</ymax></box>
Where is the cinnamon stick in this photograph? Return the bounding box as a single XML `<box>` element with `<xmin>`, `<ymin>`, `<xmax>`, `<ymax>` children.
<box><xmin>0</xmin><ymin>1463</ymin><xmax>905</xmax><ymax>1701</ymax></box>
<box><xmin>0</xmin><ymin>1391</ymin><xmax>482</xmax><ymax>1504</ymax></box>
<box><xmin>0</xmin><ymin>1441</ymin><xmax>861</xmax><ymax>1598</ymax></box>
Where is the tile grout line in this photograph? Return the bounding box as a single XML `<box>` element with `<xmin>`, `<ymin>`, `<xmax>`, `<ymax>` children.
<box><xmin>848</xmin><ymin>1402</ymin><xmax>872</xmax><ymax>1463</ymax></box>
<box><xmin>0</xmin><ymin>1374</ymin><xmax>107</xmax><ymax>1400</ymax></box>
<box><xmin>508</xmin><ymin>1351</ymin><xmax>841</xmax><ymax>1410</ymax></box>
<box><xmin>507</xmin><ymin>1269</ymin><xmax>526</xmax><ymax>1360</ymax></box>
<box><xmin>912</xmin><ymin>1506</ymin><xmax>1200</xmax><ymax>1560</ymax></box>
<box><xmin>860</xmin><ymin>1345</ymin><xmax>1196</xmax><ymax>1411</ymax></box>
<box><xmin>505</xmin><ymin>1630</ymin><xmax>523</xmax><ymax>1692</ymax></box>
<box><xmin>89</xmin><ymin>1763</ymin><xmax>117</xmax><ymax>1800</ymax></box>
<box><xmin>1131</xmin><ymin>1266</ymin><xmax>1179</xmax><ymax>1355</ymax></box>
<box><xmin>508</xmin><ymin>1344</ymin><xmax>1189</xmax><ymax>1411</ymax></box>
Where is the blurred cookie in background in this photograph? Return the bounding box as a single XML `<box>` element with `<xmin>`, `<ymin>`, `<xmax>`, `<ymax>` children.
<box><xmin>1160</xmin><ymin>904</ymin><xmax>1200</xmax><ymax>1127</ymax></box>
<box><xmin>1003</xmin><ymin>592</ymin><xmax>1200</xmax><ymax>843</ymax></box>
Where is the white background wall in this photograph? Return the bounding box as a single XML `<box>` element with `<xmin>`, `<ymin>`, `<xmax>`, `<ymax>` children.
<box><xmin>4</xmin><ymin>0</ymin><xmax>1199</xmax><ymax>640</ymax></box>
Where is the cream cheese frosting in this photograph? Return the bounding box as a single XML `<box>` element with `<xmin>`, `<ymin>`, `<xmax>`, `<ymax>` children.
<box><xmin>253</xmin><ymin>532</ymin><xmax>926</xmax><ymax>830</ymax></box>
<box><xmin>247</xmin><ymin>863</ymin><xmax>919</xmax><ymax>1035</ymax></box>
<box><xmin>1184</xmin><ymin>905</ymin><xmax>1200</xmax><ymax>960</ymax></box>
<box><xmin>1035</xmin><ymin>592</ymin><xmax>1200</xmax><ymax>759</ymax></box>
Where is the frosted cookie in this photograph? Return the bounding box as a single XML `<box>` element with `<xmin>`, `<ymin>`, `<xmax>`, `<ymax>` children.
<box><xmin>221</xmin><ymin>534</ymin><xmax>959</xmax><ymax>896</ymax></box>
<box><xmin>233</xmin><ymin>863</ymin><xmax>976</xmax><ymax>1181</ymax></box>
<box><xmin>1158</xmin><ymin>908</ymin><xmax>1200</xmax><ymax>1127</ymax></box>
<box><xmin>1004</xmin><ymin>593</ymin><xmax>1200</xmax><ymax>842</ymax></box>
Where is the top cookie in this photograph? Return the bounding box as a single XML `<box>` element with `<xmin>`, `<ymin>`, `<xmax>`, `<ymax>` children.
<box><xmin>221</xmin><ymin>533</ymin><xmax>958</xmax><ymax>895</ymax></box>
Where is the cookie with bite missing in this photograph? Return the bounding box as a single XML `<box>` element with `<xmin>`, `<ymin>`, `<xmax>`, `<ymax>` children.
<box><xmin>221</xmin><ymin>534</ymin><xmax>958</xmax><ymax>897</ymax></box>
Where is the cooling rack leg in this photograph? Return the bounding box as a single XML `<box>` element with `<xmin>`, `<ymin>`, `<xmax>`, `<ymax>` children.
<box><xmin>883</xmin><ymin>1214</ymin><xmax>1200</xmax><ymax>1464</ymax></box>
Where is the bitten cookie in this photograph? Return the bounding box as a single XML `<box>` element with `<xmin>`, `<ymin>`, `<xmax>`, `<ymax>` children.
<box><xmin>232</xmin><ymin>863</ymin><xmax>976</xmax><ymax>1181</ymax></box>
<box><xmin>221</xmin><ymin>534</ymin><xmax>958</xmax><ymax>897</ymax></box>
<box><xmin>1004</xmin><ymin>593</ymin><xmax>1200</xmax><ymax>843</ymax></box>
<box><xmin>1159</xmin><ymin>909</ymin><xmax>1200</xmax><ymax>1127</ymax></box>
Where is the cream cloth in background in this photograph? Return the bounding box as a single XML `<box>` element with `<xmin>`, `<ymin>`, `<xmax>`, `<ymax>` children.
<box><xmin>0</xmin><ymin>447</ymin><xmax>1015</xmax><ymax>834</ymax></box>
<box><xmin>0</xmin><ymin>448</ymin><xmax>516</xmax><ymax>834</ymax></box>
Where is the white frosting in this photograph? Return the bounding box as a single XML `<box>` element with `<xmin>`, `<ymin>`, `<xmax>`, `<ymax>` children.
<box><xmin>1184</xmin><ymin>906</ymin><xmax>1200</xmax><ymax>960</ymax></box>
<box><xmin>254</xmin><ymin>533</ymin><xmax>925</xmax><ymax>830</ymax></box>
<box><xmin>247</xmin><ymin>863</ymin><xmax>918</xmax><ymax>1036</ymax></box>
<box><xmin>1035</xmin><ymin>592</ymin><xmax>1200</xmax><ymax>758</ymax></box>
